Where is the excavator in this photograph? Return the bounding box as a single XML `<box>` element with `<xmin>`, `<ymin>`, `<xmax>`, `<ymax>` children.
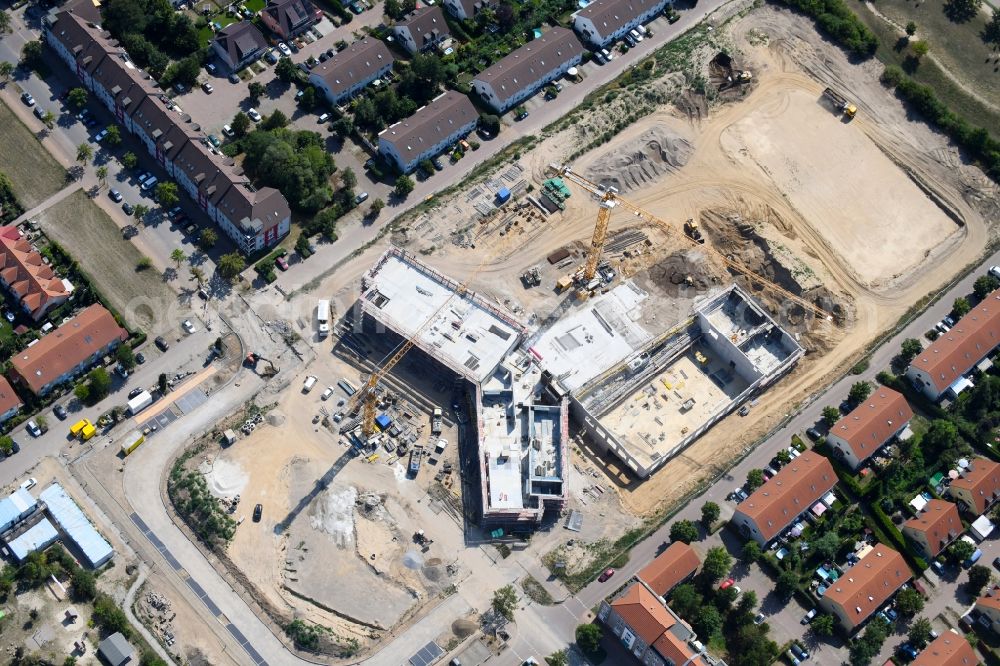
<box><xmin>547</xmin><ymin>164</ymin><xmax>836</xmax><ymax>322</ymax></box>
<box><xmin>245</xmin><ymin>352</ymin><xmax>278</xmax><ymax>378</ymax></box>
<box><xmin>683</xmin><ymin>218</ymin><xmax>704</xmax><ymax>243</ymax></box>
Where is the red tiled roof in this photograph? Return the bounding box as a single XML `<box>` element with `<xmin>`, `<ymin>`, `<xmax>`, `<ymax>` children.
<box><xmin>951</xmin><ymin>457</ymin><xmax>1000</xmax><ymax>515</ymax></box>
<box><xmin>977</xmin><ymin>586</ymin><xmax>1000</xmax><ymax>612</ymax></box>
<box><xmin>652</xmin><ymin>630</ymin><xmax>706</xmax><ymax>666</ymax></box>
<box><xmin>822</xmin><ymin>544</ymin><xmax>911</xmax><ymax>629</ymax></box>
<box><xmin>637</xmin><ymin>541</ymin><xmax>700</xmax><ymax>597</ymax></box>
<box><xmin>911</xmin><ymin>631</ymin><xmax>979</xmax><ymax>666</ymax></box>
<box><xmin>902</xmin><ymin>499</ymin><xmax>962</xmax><ymax>557</ymax></box>
<box><xmin>610</xmin><ymin>584</ymin><xmax>674</xmax><ymax>644</ymax></box>
<box><xmin>910</xmin><ymin>289</ymin><xmax>1000</xmax><ymax>393</ymax></box>
<box><xmin>829</xmin><ymin>386</ymin><xmax>912</xmax><ymax>461</ymax></box>
<box><xmin>0</xmin><ymin>376</ymin><xmax>23</xmax><ymax>417</ymax></box>
<box><xmin>574</xmin><ymin>0</ymin><xmax>664</xmax><ymax>38</ymax></box>
<box><xmin>735</xmin><ymin>451</ymin><xmax>837</xmax><ymax>542</ymax></box>
<box><xmin>0</xmin><ymin>227</ymin><xmax>71</xmax><ymax>320</ymax></box>
<box><xmin>10</xmin><ymin>304</ymin><xmax>126</xmax><ymax>395</ymax></box>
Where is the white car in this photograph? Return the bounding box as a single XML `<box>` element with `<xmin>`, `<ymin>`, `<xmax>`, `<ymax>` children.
<box><xmin>321</xmin><ymin>386</ymin><xmax>334</xmax><ymax>400</ymax></box>
<box><xmin>247</xmin><ymin>108</ymin><xmax>262</xmax><ymax>122</ymax></box>
<box><xmin>26</xmin><ymin>420</ymin><xmax>42</xmax><ymax>437</ymax></box>
<box><xmin>223</xmin><ymin>124</ymin><xmax>234</xmax><ymax>137</ymax></box>
<box><xmin>601</xmin><ymin>48</ymin><xmax>613</xmax><ymax>61</ymax></box>
<box><xmin>277</xmin><ymin>42</ymin><xmax>291</xmax><ymax>56</ymax></box>
<box><xmin>141</xmin><ymin>175</ymin><xmax>158</xmax><ymax>191</ymax></box>
<box><xmin>3</xmin><ymin>311</ymin><xmax>13</xmax><ymax>323</ymax></box>
<box><xmin>95</xmin><ymin>127</ymin><xmax>109</xmax><ymax>141</ymax></box>
<box><xmin>20</xmin><ymin>478</ymin><xmax>36</xmax><ymax>490</ymax></box>
<box><xmin>182</xmin><ymin>319</ymin><xmax>197</xmax><ymax>334</ymax></box>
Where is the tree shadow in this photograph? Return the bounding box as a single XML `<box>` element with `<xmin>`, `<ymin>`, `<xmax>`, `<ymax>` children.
<box><xmin>902</xmin><ymin>55</ymin><xmax>921</xmax><ymax>74</ymax></box>
<box><xmin>162</xmin><ymin>267</ymin><xmax>178</xmax><ymax>282</ymax></box>
<box><xmin>894</xmin><ymin>36</ymin><xmax>910</xmax><ymax>53</ymax></box>
<box><xmin>188</xmin><ymin>249</ymin><xmax>209</xmax><ymax>267</ymax></box>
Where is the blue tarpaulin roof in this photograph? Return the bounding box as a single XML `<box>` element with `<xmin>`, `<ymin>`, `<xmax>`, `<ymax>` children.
<box><xmin>0</xmin><ymin>488</ymin><xmax>36</xmax><ymax>533</ymax></box>
<box><xmin>39</xmin><ymin>483</ymin><xmax>113</xmax><ymax>568</ymax></box>
<box><xmin>375</xmin><ymin>414</ymin><xmax>391</xmax><ymax>429</ymax></box>
<box><xmin>8</xmin><ymin>518</ymin><xmax>58</xmax><ymax>562</ymax></box>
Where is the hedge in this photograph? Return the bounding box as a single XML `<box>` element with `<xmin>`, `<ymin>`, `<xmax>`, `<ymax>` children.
<box><xmin>777</xmin><ymin>0</ymin><xmax>878</xmax><ymax>57</ymax></box>
<box><xmin>869</xmin><ymin>503</ymin><xmax>928</xmax><ymax>571</ymax></box>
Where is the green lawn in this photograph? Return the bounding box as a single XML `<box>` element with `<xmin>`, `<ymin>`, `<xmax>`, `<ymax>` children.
<box><xmin>855</xmin><ymin>2</ymin><xmax>1000</xmax><ymax>136</ymax></box>
<box><xmin>0</xmin><ymin>99</ymin><xmax>66</xmax><ymax>209</ymax></box>
<box><xmin>244</xmin><ymin>0</ymin><xmax>266</xmax><ymax>12</ymax></box>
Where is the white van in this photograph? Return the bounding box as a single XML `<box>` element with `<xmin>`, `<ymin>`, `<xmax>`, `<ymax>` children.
<box><xmin>302</xmin><ymin>375</ymin><xmax>317</xmax><ymax>393</ymax></box>
<box><xmin>141</xmin><ymin>175</ymin><xmax>158</xmax><ymax>191</ymax></box>
<box><xmin>990</xmin><ymin>266</ymin><xmax>1000</xmax><ymax>280</ymax></box>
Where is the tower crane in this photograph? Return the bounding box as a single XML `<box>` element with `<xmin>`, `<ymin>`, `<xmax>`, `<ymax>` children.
<box><xmin>548</xmin><ymin>163</ymin><xmax>835</xmax><ymax>321</ymax></box>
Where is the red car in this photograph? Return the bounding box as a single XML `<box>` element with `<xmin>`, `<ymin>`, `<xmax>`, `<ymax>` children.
<box><xmin>598</xmin><ymin>568</ymin><xmax>615</xmax><ymax>582</ymax></box>
<box><xmin>276</xmin><ymin>256</ymin><xmax>289</xmax><ymax>271</ymax></box>
<box><xmin>719</xmin><ymin>578</ymin><xmax>735</xmax><ymax>590</ymax></box>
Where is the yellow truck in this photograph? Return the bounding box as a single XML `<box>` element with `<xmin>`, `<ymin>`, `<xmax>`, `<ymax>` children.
<box><xmin>119</xmin><ymin>430</ymin><xmax>145</xmax><ymax>456</ymax></box>
<box><xmin>70</xmin><ymin>419</ymin><xmax>96</xmax><ymax>441</ymax></box>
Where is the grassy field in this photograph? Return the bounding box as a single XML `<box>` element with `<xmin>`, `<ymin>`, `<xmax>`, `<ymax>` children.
<box><xmin>0</xmin><ymin>99</ymin><xmax>67</xmax><ymax>209</ymax></box>
<box><xmin>36</xmin><ymin>190</ymin><xmax>177</xmax><ymax>332</ymax></box>
<box><xmin>855</xmin><ymin>2</ymin><xmax>1000</xmax><ymax>137</ymax></box>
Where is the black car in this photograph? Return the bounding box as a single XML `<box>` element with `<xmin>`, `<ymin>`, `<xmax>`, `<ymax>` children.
<box><xmin>228</xmin><ymin>73</ymin><xmax>240</xmax><ymax>84</ymax></box>
<box><xmin>318</xmin><ymin>52</ymin><xmax>329</xmax><ymax>63</ymax></box>
<box><xmin>10</xmin><ymin>441</ymin><xmax>19</xmax><ymax>454</ymax></box>
<box><xmin>128</xmin><ymin>387</ymin><xmax>144</xmax><ymax>399</ymax></box>
<box><xmin>53</xmin><ymin>404</ymin><xmax>67</xmax><ymax>420</ymax></box>
<box><xmin>122</xmin><ymin>202</ymin><xmax>135</xmax><ymax>215</ymax></box>
<box><xmin>806</xmin><ymin>427</ymin><xmax>822</xmax><ymax>441</ymax></box>
<box><xmin>253</xmin><ymin>503</ymin><xmax>263</xmax><ymax>522</ymax></box>
<box><xmin>993</xmin><ymin>556</ymin><xmax>1000</xmax><ymax>571</ymax></box>
<box><xmin>155</xmin><ymin>336</ymin><xmax>169</xmax><ymax>351</ymax></box>
<box><xmin>135</xmin><ymin>352</ymin><xmax>145</xmax><ymax>364</ymax></box>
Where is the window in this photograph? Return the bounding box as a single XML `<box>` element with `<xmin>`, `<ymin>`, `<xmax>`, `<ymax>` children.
<box><xmin>621</xmin><ymin>627</ymin><xmax>636</xmax><ymax>649</ymax></box>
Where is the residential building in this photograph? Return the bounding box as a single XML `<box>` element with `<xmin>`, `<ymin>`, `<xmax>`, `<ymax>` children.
<box><xmin>472</xmin><ymin>27</ymin><xmax>585</xmax><ymax>113</ymax></box>
<box><xmin>818</xmin><ymin>544</ymin><xmax>911</xmax><ymax>633</ymax></box>
<box><xmin>211</xmin><ymin>21</ymin><xmax>268</xmax><ymax>71</ymax></box>
<box><xmin>442</xmin><ymin>0</ymin><xmax>495</xmax><ymax>20</ymax></box>
<box><xmin>826</xmin><ymin>386</ymin><xmax>913</xmax><ymax>470</ymax></box>
<box><xmin>911</xmin><ymin>630</ymin><xmax>978</xmax><ymax>666</ymax></box>
<box><xmin>378</xmin><ymin>91</ymin><xmax>478</xmax><ymax>173</ymax></box>
<box><xmin>950</xmin><ymin>456</ymin><xmax>1000</xmax><ymax>515</ymax></box>
<box><xmin>572</xmin><ymin>0</ymin><xmax>671</xmax><ymax>48</ymax></box>
<box><xmin>906</xmin><ymin>288</ymin><xmax>1000</xmax><ymax>400</ymax></box>
<box><xmin>0</xmin><ymin>488</ymin><xmax>37</xmax><ymax>534</ymax></box>
<box><xmin>260</xmin><ymin>0</ymin><xmax>320</xmax><ymax>40</ymax></box>
<box><xmin>0</xmin><ymin>376</ymin><xmax>23</xmax><ymax>425</ymax></box>
<box><xmin>636</xmin><ymin>541</ymin><xmax>700</xmax><ymax>598</ymax></box>
<box><xmin>308</xmin><ymin>39</ymin><xmax>394</xmax><ymax>106</ymax></box>
<box><xmin>393</xmin><ymin>6</ymin><xmax>451</xmax><ymax>54</ymax></box>
<box><xmin>0</xmin><ymin>226</ymin><xmax>73</xmax><ymax>321</ymax></box>
<box><xmin>731</xmin><ymin>451</ymin><xmax>837</xmax><ymax>545</ymax></box>
<box><xmin>8</xmin><ymin>304</ymin><xmax>127</xmax><ymax>396</ymax></box>
<box><xmin>44</xmin><ymin>7</ymin><xmax>291</xmax><ymax>254</ymax></box>
<box><xmin>598</xmin><ymin>581</ymin><xmax>721</xmax><ymax>666</ymax></box>
<box><xmin>98</xmin><ymin>632</ymin><xmax>135</xmax><ymax>666</ymax></box>
<box><xmin>901</xmin><ymin>499</ymin><xmax>962</xmax><ymax>559</ymax></box>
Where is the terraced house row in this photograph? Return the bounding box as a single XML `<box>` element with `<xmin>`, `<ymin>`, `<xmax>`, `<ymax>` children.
<box><xmin>43</xmin><ymin>7</ymin><xmax>290</xmax><ymax>255</ymax></box>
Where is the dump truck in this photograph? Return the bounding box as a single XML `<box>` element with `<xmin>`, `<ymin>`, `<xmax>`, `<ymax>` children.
<box><xmin>683</xmin><ymin>218</ymin><xmax>704</xmax><ymax>243</ymax></box>
<box><xmin>119</xmin><ymin>430</ymin><xmax>146</xmax><ymax>456</ymax></box>
<box><xmin>822</xmin><ymin>87</ymin><xmax>857</xmax><ymax>119</ymax></box>
<box><xmin>431</xmin><ymin>407</ymin><xmax>442</xmax><ymax>436</ymax></box>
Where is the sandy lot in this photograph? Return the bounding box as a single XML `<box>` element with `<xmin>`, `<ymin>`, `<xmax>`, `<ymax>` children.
<box><xmin>719</xmin><ymin>88</ymin><xmax>957</xmax><ymax>287</ymax></box>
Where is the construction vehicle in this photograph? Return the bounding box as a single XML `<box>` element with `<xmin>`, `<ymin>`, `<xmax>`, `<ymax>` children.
<box><xmin>547</xmin><ymin>164</ymin><xmax>835</xmax><ymax>322</ymax></box>
<box><xmin>431</xmin><ymin>407</ymin><xmax>443</xmax><ymax>436</ymax></box>
<box><xmin>822</xmin><ymin>87</ymin><xmax>857</xmax><ymax>119</ymax></box>
<box><xmin>408</xmin><ymin>445</ymin><xmax>424</xmax><ymax>476</ymax></box>
<box><xmin>244</xmin><ymin>352</ymin><xmax>278</xmax><ymax>377</ymax></box>
<box><xmin>683</xmin><ymin>218</ymin><xmax>704</xmax><ymax>243</ymax></box>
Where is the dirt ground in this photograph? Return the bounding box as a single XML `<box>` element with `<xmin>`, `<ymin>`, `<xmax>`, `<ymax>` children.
<box><xmin>0</xmin><ymin>97</ymin><xmax>66</xmax><ymax>209</ymax></box>
<box><xmin>36</xmin><ymin>190</ymin><xmax>179</xmax><ymax>333</ymax></box>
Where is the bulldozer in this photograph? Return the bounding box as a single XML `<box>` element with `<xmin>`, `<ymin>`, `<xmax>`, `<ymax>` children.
<box><xmin>245</xmin><ymin>352</ymin><xmax>278</xmax><ymax>378</ymax></box>
<box><xmin>684</xmin><ymin>218</ymin><xmax>705</xmax><ymax>243</ymax></box>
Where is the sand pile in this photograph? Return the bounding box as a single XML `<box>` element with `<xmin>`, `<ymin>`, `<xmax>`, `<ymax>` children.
<box><xmin>453</xmin><ymin>620</ymin><xmax>477</xmax><ymax>638</ymax></box>
<box><xmin>198</xmin><ymin>458</ymin><xmax>248</xmax><ymax>498</ymax></box>
<box><xmin>267</xmin><ymin>411</ymin><xmax>286</xmax><ymax>426</ymax></box>
<box><xmin>310</xmin><ymin>486</ymin><xmax>357</xmax><ymax>548</ymax></box>
<box><xmin>585</xmin><ymin>126</ymin><xmax>693</xmax><ymax>193</ymax></box>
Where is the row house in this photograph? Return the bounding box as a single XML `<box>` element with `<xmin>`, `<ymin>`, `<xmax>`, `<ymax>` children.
<box><xmin>572</xmin><ymin>0</ymin><xmax>671</xmax><ymax>48</ymax></box>
<box><xmin>0</xmin><ymin>226</ymin><xmax>73</xmax><ymax>321</ymax></box>
<box><xmin>442</xmin><ymin>0</ymin><xmax>495</xmax><ymax>21</ymax></box>
<box><xmin>901</xmin><ymin>499</ymin><xmax>963</xmax><ymax>560</ymax></box>
<box><xmin>392</xmin><ymin>6</ymin><xmax>451</xmax><ymax>55</ymax></box>
<box><xmin>949</xmin><ymin>456</ymin><xmax>1000</xmax><ymax>516</ymax></box>
<box><xmin>260</xmin><ymin>0</ymin><xmax>322</xmax><ymax>41</ymax></box>
<box><xmin>308</xmin><ymin>39</ymin><xmax>394</xmax><ymax>107</ymax></box>
<box><xmin>377</xmin><ymin>91</ymin><xmax>478</xmax><ymax>173</ymax></box>
<box><xmin>826</xmin><ymin>386</ymin><xmax>914</xmax><ymax>471</ymax></box>
<box><xmin>0</xmin><ymin>377</ymin><xmax>23</xmax><ymax>425</ymax></box>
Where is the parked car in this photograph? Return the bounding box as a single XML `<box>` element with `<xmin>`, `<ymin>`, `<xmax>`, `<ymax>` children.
<box><xmin>789</xmin><ymin>643</ymin><xmax>809</xmax><ymax>661</ymax></box>
<box><xmin>318</xmin><ymin>112</ymin><xmax>330</xmax><ymax>123</ymax></box>
<box><xmin>205</xmin><ymin>62</ymin><xmax>217</xmax><ymax>75</ymax></box>
<box><xmin>182</xmin><ymin>319</ymin><xmax>196</xmax><ymax>334</ymax></box>
<box><xmin>53</xmin><ymin>404</ymin><xmax>67</xmax><ymax>420</ymax></box>
<box><xmin>629</xmin><ymin>28</ymin><xmax>644</xmax><ymax>42</ymax></box>
<box><xmin>801</xmin><ymin>608</ymin><xmax>817</xmax><ymax>624</ymax></box>
<box><xmin>201</xmin><ymin>82</ymin><xmax>214</xmax><ymax>94</ymax></box>
<box><xmin>229</xmin><ymin>73</ymin><xmax>241</xmax><ymax>83</ymax></box>
<box><xmin>128</xmin><ymin>387</ymin><xmax>144</xmax><ymax>399</ymax></box>
<box><xmin>276</xmin><ymin>255</ymin><xmax>289</xmax><ymax>271</ymax></box>
<box><xmin>277</xmin><ymin>42</ymin><xmax>292</xmax><ymax>56</ymax></box>
<box><xmin>265</xmin><ymin>50</ymin><xmax>278</xmax><ymax>65</ymax></box>
<box><xmin>321</xmin><ymin>386</ymin><xmax>334</xmax><ymax>400</ymax></box>
<box><xmin>94</xmin><ymin>127</ymin><xmax>109</xmax><ymax>141</ymax></box>
<box><xmin>806</xmin><ymin>427</ymin><xmax>822</xmax><ymax>441</ymax></box>
<box><xmin>155</xmin><ymin>336</ymin><xmax>169</xmax><ymax>351</ymax></box>
<box><xmin>597</xmin><ymin>568</ymin><xmax>615</xmax><ymax>582</ymax></box>
<box><xmin>21</xmin><ymin>92</ymin><xmax>35</xmax><ymax>106</ymax></box>
<box><xmin>26</xmin><ymin>420</ymin><xmax>42</xmax><ymax>437</ymax></box>
<box><xmin>20</xmin><ymin>478</ymin><xmax>36</xmax><ymax>490</ymax></box>
<box><xmin>753</xmin><ymin>613</ymin><xmax>766</xmax><ymax>625</ymax></box>
<box><xmin>719</xmin><ymin>578</ymin><xmax>735</xmax><ymax>590</ymax></box>
<box><xmin>253</xmin><ymin>503</ymin><xmax>263</xmax><ymax>521</ymax></box>
<box><xmin>3</xmin><ymin>311</ymin><xmax>13</xmax><ymax>323</ymax></box>
<box><xmin>109</xmin><ymin>189</ymin><xmax>123</xmax><ymax>202</ymax></box>
<box><xmin>897</xmin><ymin>642</ymin><xmax>919</xmax><ymax>661</ymax></box>
<box><xmin>624</xmin><ymin>33</ymin><xmax>636</xmax><ymax>47</ymax></box>
<box><xmin>140</xmin><ymin>175</ymin><xmax>158</xmax><ymax>191</ymax></box>
<box><xmin>122</xmin><ymin>201</ymin><xmax>135</xmax><ymax>215</ymax></box>
<box><xmin>515</xmin><ymin>109</ymin><xmax>529</xmax><ymax>121</ymax></box>
<box><xmin>247</xmin><ymin>108</ymin><xmax>262</xmax><ymax>122</ymax></box>
<box><xmin>135</xmin><ymin>352</ymin><xmax>146</xmax><ymax>364</ymax></box>
<box><xmin>355</xmin><ymin>192</ymin><xmax>369</xmax><ymax>205</ymax></box>
<box><xmin>600</xmin><ymin>48</ymin><xmax>613</xmax><ymax>61</ymax></box>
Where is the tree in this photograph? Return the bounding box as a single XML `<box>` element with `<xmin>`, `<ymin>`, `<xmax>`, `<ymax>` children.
<box><xmin>105</xmin><ymin>125</ymin><xmax>121</xmax><ymax>146</ymax></box>
<box><xmin>900</xmin><ymin>338</ymin><xmax>922</xmax><ymax>363</ymax></box>
<box><xmin>693</xmin><ymin>605</ymin><xmax>722</xmax><ymax>638</ymax></box>
<box><xmin>156</xmin><ymin>181</ymin><xmax>179</xmax><ymax>207</ymax></box>
<box><xmin>136</xmin><ymin>256</ymin><xmax>153</xmax><ymax>271</ymax></box>
<box><xmin>122</xmin><ymin>151</ymin><xmax>138</xmax><ymax>170</ymax></box>
<box><xmin>669</xmin><ymin>520</ymin><xmax>699</xmax><ymax>544</ymax></box>
<box><xmin>575</xmin><ymin>623</ymin><xmax>602</xmax><ymax>653</ymax></box>
<box><xmin>133</xmin><ymin>204</ymin><xmax>150</xmax><ymax>223</ymax></box>
<box><xmin>944</xmin><ymin>0</ymin><xmax>981</xmax><ymax>22</ymax></box>
<box><xmin>0</xmin><ymin>10</ymin><xmax>9</xmax><ymax>34</ymax></box>
<box><xmin>190</xmin><ymin>266</ymin><xmax>205</xmax><ymax>286</ymax></box>
<box><xmin>908</xmin><ymin>617</ymin><xmax>932</xmax><ymax>648</ymax></box>
<box><xmin>341</xmin><ymin>167</ymin><xmax>357</xmax><ymax>191</ymax></box>
<box><xmin>492</xmin><ymin>584</ymin><xmax>518</xmax><ymax>620</ymax></box>
<box><xmin>116</xmin><ymin>344</ymin><xmax>136</xmax><ymax>371</ymax></box>
<box><xmin>76</xmin><ymin>143</ymin><xmax>93</xmax><ymax>165</ymax></box>
<box><xmin>394</xmin><ymin>174</ymin><xmax>415</xmax><ymax>197</ymax></box>
<box><xmin>746</xmin><ymin>469</ymin><xmax>764</xmax><ymax>491</ymax></box>
<box><xmin>822</xmin><ymin>406</ymin><xmax>841</xmax><ymax>427</ymax></box>
<box><xmin>79</xmin><ymin>367</ymin><xmax>111</xmax><ymax>404</ymax></box>
<box><xmin>170</xmin><ymin>248</ymin><xmax>187</xmax><ymax>268</ymax></box>
<box><xmin>231</xmin><ymin>112</ymin><xmax>251</xmax><ymax>138</ymax></box>
<box><xmin>910</xmin><ymin>40</ymin><xmax>930</xmax><ymax>58</ymax></box>
<box><xmin>332</xmin><ymin>117</ymin><xmax>354</xmax><ymax>138</ymax></box>
<box><xmin>41</xmin><ymin>110</ymin><xmax>55</xmax><ymax>129</ymax></box>
<box><xmin>701</xmin><ymin>501</ymin><xmax>720</xmax><ymax>527</ymax></box>
<box><xmin>812</xmin><ymin>613</ymin><xmax>835</xmax><ymax>637</ymax></box>
<box><xmin>741</xmin><ymin>540</ymin><xmax>762</xmax><ymax>563</ymax></box>
<box><xmin>0</xmin><ymin>61</ymin><xmax>13</xmax><ymax>82</ymax></box>
<box><xmin>975</xmin><ymin>274</ymin><xmax>1000</xmax><ymax>299</ymax></box>
<box><xmin>480</xmin><ymin>113</ymin><xmax>501</xmax><ymax>135</ymax></box>
<box><xmin>895</xmin><ymin>588</ymin><xmax>924</xmax><ymax>617</ymax></box>
<box><xmin>95</xmin><ymin>165</ymin><xmax>109</xmax><ymax>187</ymax></box>
<box><xmin>776</xmin><ymin>570</ymin><xmax>798</xmax><ymax>600</ymax></box>
<box><xmin>986</xmin><ymin>8</ymin><xmax>1000</xmax><ymax>45</ymax></box>
<box><xmin>905</xmin><ymin>21</ymin><xmax>917</xmax><ymax>36</ymax></box>
<box><xmin>35</xmin><ymin>414</ymin><xmax>47</xmax><ymax>431</ymax></box>
<box><xmin>262</xmin><ymin>109</ymin><xmax>288</xmax><ymax>131</ymax></box>
<box><xmin>969</xmin><ymin>564</ymin><xmax>992</xmax><ymax>596</ymax></box>
<box><xmin>67</xmin><ymin>87</ymin><xmax>88</xmax><ymax>109</ymax></box>
<box><xmin>0</xmin><ymin>435</ymin><xmax>13</xmax><ymax>455</ymax></box>
<box><xmin>20</xmin><ymin>41</ymin><xmax>44</xmax><ymax>71</ymax></box>
<box><xmin>275</xmin><ymin>57</ymin><xmax>297</xmax><ymax>83</ymax></box>
<box><xmin>776</xmin><ymin>449</ymin><xmax>792</xmax><ymax>465</ymax></box>
<box><xmin>545</xmin><ymin>650</ymin><xmax>568</xmax><ymax>666</ymax></box>
<box><xmin>848</xmin><ymin>381</ymin><xmax>872</xmax><ymax>404</ymax></box>
<box><xmin>949</xmin><ymin>537</ymin><xmax>977</xmax><ymax>564</ymax></box>
<box><xmin>158</xmin><ymin>373</ymin><xmax>168</xmax><ymax>393</ymax></box>
<box><xmin>953</xmin><ymin>296</ymin><xmax>971</xmax><ymax>316</ymax></box>
<box><xmin>669</xmin><ymin>583</ymin><xmax>702</xmax><ymax>618</ymax></box>
<box><xmin>370</xmin><ymin>198</ymin><xmax>385</xmax><ymax>216</ymax></box>
<box><xmin>812</xmin><ymin>532</ymin><xmax>841</xmax><ymax>561</ymax></box>
<box><xmin>218</xmin><ymin>252</ymin><xmax>246</xmax><ymax>280</ymax></box>
<box><xmin>248</xmin><ymin>81</ymin><xmax>265</xmax><ymax>102</ymax></box>
<box><xmin>702</xmin><ymin>546</ymin><xmax>732</xmax><ymax>583</ymax></box>
<box><xmin>70</xmin><ymin>568</ymin><xmax>97</xmax><ymax>601</ymax></box>
<box><xmin>298</xmin><ymin>86</ymin><xmax>316</xmax><ymax>110</ymax></box>
<box><xmin>199</xmin><ymin>228</ymin><xmax>218</xmax><ymax>250</ymax></box>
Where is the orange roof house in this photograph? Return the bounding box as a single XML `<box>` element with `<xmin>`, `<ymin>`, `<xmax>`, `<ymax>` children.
<box><xmin>818</xmin><ymin>544</ymin><xmax>911</xmax><ymax>632</ymax></box>
<box><xmin>901</xmin><ymin>499</ymin><xmax>962</xmax><ymax>559</ymax></box>
<box><xmin>950</xmin><ymin>456</ymin><xmax>1000</xmax><ymax>515</ymax></box>
<box><xmin>0</xmin><ymin>227</ymin><xmax>72</xmax><ymax>321</ymax></box>
<box><xmin>637</xmin><ymin>541</ymin><xmax>700</xmax><ymax>598</ymax></box>
<box><xmin>826</xmin><ymin>386</ymin><xmax>913</xmax><ymax>470</ymax></box>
